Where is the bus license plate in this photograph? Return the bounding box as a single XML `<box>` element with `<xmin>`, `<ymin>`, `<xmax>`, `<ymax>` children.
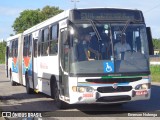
<box><xmin>135</xmin><ymin>90</ymin><xmax>148</xmax><ymax>96</ymax></box>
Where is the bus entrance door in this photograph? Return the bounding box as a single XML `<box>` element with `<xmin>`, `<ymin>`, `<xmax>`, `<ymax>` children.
<box><xmin>32</xmin><ymin>37</ymin><xmax>38</xmax><ymax>90</ymax></box>
<box><xmin>59</xmin><ymin>28</ymin><xmax>69</xmax><ymax>98</ymax></box>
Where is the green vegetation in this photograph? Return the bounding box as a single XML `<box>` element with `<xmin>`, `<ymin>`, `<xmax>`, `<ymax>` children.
<box><xmin>150</xmin><ymin>65</ymin><xmax>160</xmax><ymax>82</ymax></box>
<box><xmin>0</xmin><ymin>41</ymin><xmax>6</xmax><ymax>64</ymax></box>
<box><xmin>12</xmin><ymin>5</ymin><xmax>63</xmax><ymax>33</ymax></box>
<box><xmin>153</xmin><ymin>38</ymin><xmax>160</xmax><ymax>50</ymax></box>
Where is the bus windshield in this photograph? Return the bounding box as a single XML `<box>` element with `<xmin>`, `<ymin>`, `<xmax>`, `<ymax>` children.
<box><xmin>69</xmin><ymin>22</ymin><xmax>150</xmax><ymax>75</ymax></box>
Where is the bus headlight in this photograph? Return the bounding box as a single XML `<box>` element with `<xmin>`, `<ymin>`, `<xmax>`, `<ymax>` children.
<box><xmin>135</xmin><ymin>83</ymin><xmax>151</xmax><ymax>90</ymax></box>
<box><xmin>72</xmin><ymin>86</ymin><xmax>94</xmax><ymax>93</ymax></box>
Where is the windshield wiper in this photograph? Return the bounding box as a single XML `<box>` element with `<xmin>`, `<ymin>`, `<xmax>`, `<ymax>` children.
<box><xmin>88</xmin><ymin>19</ymin><xmax>102</xmax><ymax>41</ymax></box>
<box><xmin>121</xmin><ymin>20</ymin><xmax>136</xmax><ymax>34</ymax></box>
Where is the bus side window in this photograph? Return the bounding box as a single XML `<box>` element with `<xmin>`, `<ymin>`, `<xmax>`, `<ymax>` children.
<box><xmin>34</xmin><ymin>39</ymin><xmax>38</xmax><ymax>57</ymax></box>
<box><xmin>23</xmin><ymin>36</ymin><xmax>29</xmax><ymax>57</ymax></box>
<box><xmin>15</xmin><ymin>39</ymin><xmax>18</xmax><ymax>57</ymax></box>
<box><xmin>12</xmin><ymin>40</ymin><xmax>15</xmax><ymax>57</ymax></box>
<box><xmin>49</xmin><ymin>24</ymin><xmax>58</xmax><ymax>55</ymax></box>
<box><xmin>38</xmin><ymin>30</ymin><xmax>42</xmax><ymax>56</ymax></box>
<box><xmin>41</xmin><ymin>28</ymin><xmax>49</xmax><ymax>56</ymax></box>
<box><xmin>9</xmin><ymin>41</ymin><xmax>13</xmax><ymax>57</ymax></box>
<box><xmin>28</xmin><ymin>35</ymin><xmax>32</xmax><ymax>57</ymax></box>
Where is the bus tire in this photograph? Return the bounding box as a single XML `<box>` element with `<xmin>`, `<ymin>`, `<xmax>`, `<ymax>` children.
<box><xmin>50</xmin><ymin>77</ymin><xmax>69</xmax><ymax>109</ymax></box>
<box><xmin>25</xmin><ymin>73</ymin><xmax>34</xmax><ymax>94</ymax></box>
<box><xmin>110</xmin><ymin>102</ymin><xmax>127</xmax><ymax>106</ymax></box>
<box><xmin>10</xmin><ymin>71</ymin><xmax>16</xmax><ymax>86</ymax></box>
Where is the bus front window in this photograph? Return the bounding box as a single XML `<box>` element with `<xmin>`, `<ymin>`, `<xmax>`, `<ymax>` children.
<box><xmin>112</xmin><ymin>24</ymin><xmax>150</xmax><ymax>73</ymax></box>
<box><xmin>69</xmin><ymin>23</ymin><xmax>113</xmax><ymax>74</ymax></box>
<box><xmin>69</xmin><ymin>23</ymin><xmax>150</xmax><ymax>75</ymax></box>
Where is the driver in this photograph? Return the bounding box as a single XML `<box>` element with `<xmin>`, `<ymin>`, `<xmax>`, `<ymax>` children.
<box><xmin>114</xmin><ymin>33</ymin><xmax>131</xmax><ymax>59</ymax></box>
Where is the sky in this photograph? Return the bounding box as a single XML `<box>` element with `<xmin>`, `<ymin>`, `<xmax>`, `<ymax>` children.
<box><xmin>0</xmin><ymin>0</ymin><xmax>160</xmax><ymax>40</ymax></box>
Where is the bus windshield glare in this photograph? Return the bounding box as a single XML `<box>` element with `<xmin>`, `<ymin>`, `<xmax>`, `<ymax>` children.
<box><xmin>69</xmin><ymin>22</ymin><xmax>149</xmax><ymax>75</ymax></box>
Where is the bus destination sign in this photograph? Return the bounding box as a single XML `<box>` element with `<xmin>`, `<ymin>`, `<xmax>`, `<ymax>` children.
<box><xmin>71</xmin><ymin>9</ymin><xmax>143</xmax><ymax>21</ymax></box>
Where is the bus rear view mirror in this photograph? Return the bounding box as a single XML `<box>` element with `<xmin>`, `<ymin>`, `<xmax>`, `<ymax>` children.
<box><xmin>146</xmin><ymin>27</ymin><xmax>154</xmax><ymax>55</ymax></box>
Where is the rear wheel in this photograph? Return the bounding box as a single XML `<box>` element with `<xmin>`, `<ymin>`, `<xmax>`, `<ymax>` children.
<box><xmin>10</xmin><ymin>71</ymin><xmax>16</xmax><ymax>86</ymax></box>
<box><xmin>25</xmin><ymin>74</ymin><xmax>34</xmax><ymax>94</ymax></box>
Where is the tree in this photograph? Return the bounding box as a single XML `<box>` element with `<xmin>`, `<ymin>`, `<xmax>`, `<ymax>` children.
<box><xmin>12</xmin><ymin>9</ymin><xmax>42</xmax><ymax>33</ymax></box>
<box><xmin>12</xmin><ymin>6</ymin><xmax>63</xmax><ymax>34</ymax></box>
<box><xmin>0</xmin><ymin>41</ymin><xmax>6</xmax><ymax>64</ymax></box>
<box><xmin>41</xmin><ymin>6</ymin><xmax>63</xmax><ymax>20</ymax></box>
<box><xmin>152</xmin><ymin>38</ymin><xmax>160</xmax><ymax>49</ymax></box>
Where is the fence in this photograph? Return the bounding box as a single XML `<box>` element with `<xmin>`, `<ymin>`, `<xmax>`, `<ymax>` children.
<box><xmin>150</xmin><ymin>55</ymin><xmax>160</xmax><ymax>65</ymax></box>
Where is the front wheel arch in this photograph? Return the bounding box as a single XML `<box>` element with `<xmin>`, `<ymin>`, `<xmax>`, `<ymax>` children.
<box><xmin>10</xmin><ymin>69</ymin><xmax>16</xmax><ymax>86</ymax></box>
<box><xmin>25</xmin><ymin>72</ymin><xmax>34</xmax><ymax>94</ymax></box>
<box><xmin>50</xmin><ymin>75</ymin><xmax>69</xmax><ymax>109</ymax></box>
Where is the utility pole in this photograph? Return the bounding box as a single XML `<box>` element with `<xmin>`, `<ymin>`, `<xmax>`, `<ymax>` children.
<box><xmin>71</xmin><ymin>0</ymin><xmax>79</xmax><ymax>9</ymax></box>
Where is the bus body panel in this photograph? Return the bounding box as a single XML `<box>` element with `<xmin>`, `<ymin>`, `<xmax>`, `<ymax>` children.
<box><xmin>68</xmin><ymin>76</ymin><xmax>151</xmax><ymax>104</ymax></box>
<box><xmin>6</xmin><ymin>34</ymin><xmax>23</xmax><ymax>84</ymax></box>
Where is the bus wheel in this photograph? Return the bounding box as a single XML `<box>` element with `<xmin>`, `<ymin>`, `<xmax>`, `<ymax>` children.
<box><xmin>10</xmin><ymin>72</ymin><xmax>16</xmax><ymax>86</ymax></box>
<box><xmin>25</xmin><ymin>74</ymin><xmax>33</xmax><ymax>94</ymax></box>
<box><xmin>51</xmin><ymin>78</ymin><xmax>69</xmax><ymax>109</ymax></box>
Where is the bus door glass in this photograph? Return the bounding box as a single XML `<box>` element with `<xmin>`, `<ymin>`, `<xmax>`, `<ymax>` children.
<box><xmin>6</xmin><ymin>46</ymin><xmax>9</xmax><ymax>77</ymax></box>
<box><xmin>59</xmin><ymin>28</ymin><xmax>69</xmax><ymax>97</ymax></box>
<box><xmin>33</xmin><ymin>38</ymin><xmax>38</xmax><ymax>89</ymax></box>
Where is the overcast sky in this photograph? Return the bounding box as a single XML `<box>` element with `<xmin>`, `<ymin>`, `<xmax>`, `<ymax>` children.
<box><xmin>0</xmin><ymin>0</ymin><xmax>160</xmax><ymax>40</ymax></box>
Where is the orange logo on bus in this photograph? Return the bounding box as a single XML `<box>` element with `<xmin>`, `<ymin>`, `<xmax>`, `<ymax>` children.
<box><xmin>13</xmin><ymin>57</ymin><xmax>17</xmax><ymax>67</ymax></box>
<box><xmin>23</xmin><ymin>56</ymin><xmax>30</xmax><ymax>67</ymax></box>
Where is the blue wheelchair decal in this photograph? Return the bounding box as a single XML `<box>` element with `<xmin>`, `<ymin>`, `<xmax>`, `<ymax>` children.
<box><xmin>103</xmin><ymin>61</ymin><xmax>114</xmax><ymax>73</ymax></box>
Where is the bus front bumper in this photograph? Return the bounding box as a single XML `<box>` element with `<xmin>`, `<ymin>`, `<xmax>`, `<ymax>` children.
<box><xmin>69</xmin><ymin>89</ymin><xmax>151</xmax><ymax>104</ymax></box>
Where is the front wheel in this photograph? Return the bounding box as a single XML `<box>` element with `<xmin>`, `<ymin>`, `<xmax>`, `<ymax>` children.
<box><xmin>50</xmin><ymin>77</ymin><xmax>69</xmax><ymax>109</ymax></box>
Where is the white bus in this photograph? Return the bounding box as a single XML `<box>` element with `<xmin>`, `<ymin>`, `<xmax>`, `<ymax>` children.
<box><xmin>6</xmin><ymin>8</ymin><xmax>153</xmax><ymax>108</ymax></box>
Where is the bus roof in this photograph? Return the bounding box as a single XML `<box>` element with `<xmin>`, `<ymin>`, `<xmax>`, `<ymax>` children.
<box><xmin>23</xmin><ymin>10</ymin><xmax>70</xmax><ymax>35</ymax></box>
<box><xmin>9</xmin><ymin>7</ymin><xmax>144</xmax><ymax>37</ymax></box>
<box><xmin>75</xmin><ymin>7</ymin><xmax>141</xmax><ymax>11</ymax></box>
<box><xmin>6</xmin><ymin>33</ymin><xmax>22</xmax><ymax>42</ymax></box>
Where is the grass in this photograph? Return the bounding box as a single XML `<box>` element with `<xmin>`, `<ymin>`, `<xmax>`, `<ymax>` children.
<box><xmin>150</xmin><ymin>65</ymin><xmax>160</xmax><ymax>82</ymax></box>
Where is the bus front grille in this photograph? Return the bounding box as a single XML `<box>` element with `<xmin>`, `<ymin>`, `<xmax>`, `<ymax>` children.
<box><xmin>97</xmin><ymin>86</ymin><xmax>132</xmax><ymax>93</ymax></box>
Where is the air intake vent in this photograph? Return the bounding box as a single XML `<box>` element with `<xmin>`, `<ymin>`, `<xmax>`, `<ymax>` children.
<box><xmin>96</xmin><ymin>95</ymin><xmax>131</xmax><ymax>102</ymax></box>
<box><xmin>97</xmin><ymin>86</ymin><xmax>132</xmax><ymax>93</ymax></box>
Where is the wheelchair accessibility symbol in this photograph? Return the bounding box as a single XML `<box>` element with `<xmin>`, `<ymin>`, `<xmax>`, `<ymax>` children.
<box><xmin>103</xmin><ymin>62</ymin><xmax>114</xmax><ymax>73</ymax></box>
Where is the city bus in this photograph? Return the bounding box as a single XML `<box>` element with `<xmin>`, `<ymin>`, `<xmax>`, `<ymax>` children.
<box><xmin>6</xmin><ymin>8</ymin><xmax>153</xmax><ymax>108</ymax></box>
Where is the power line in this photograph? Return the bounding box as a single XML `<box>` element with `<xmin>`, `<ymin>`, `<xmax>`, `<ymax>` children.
<box><xmin>144</xmin><ymin>2</ymin><xmax>160</xmax><ymax>14</ymax></box>
<box><xmin>71</xmin><ymin>0</ymin><xmax>80</xmax><ymax>9</ymax></box>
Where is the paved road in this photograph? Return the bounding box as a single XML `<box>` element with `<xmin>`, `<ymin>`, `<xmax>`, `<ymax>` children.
<box><xmin>0</xmin><ymin>64</ymin><xmax>160</xmax><ymax>119</ymax></box>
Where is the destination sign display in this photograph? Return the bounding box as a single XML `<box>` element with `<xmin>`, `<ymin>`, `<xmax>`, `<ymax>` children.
<box><xmin>70</xmin><ymin>8</ymin><xmax>144</xmax><ymax>22</ymax></box>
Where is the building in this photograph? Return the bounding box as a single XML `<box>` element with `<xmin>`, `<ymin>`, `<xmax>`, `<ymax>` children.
<box><xmin>154</xmin><ymin>49</ymin><xmax>160</xmax><ymax>55</ymax></box>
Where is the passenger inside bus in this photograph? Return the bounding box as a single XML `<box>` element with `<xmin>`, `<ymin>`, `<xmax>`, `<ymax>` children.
<box><xmin>75</xmin><ymin>26</ymin><xmax>113</xmax><ymax>61</ymax></box>
<box><xmin>76</xmin><ymin>33</ymin><xmax>91</xmax><ymax>61</ymax></box>
<box><xmin>114</xmin><ymin>33</ymin><xmax>131</xmax><ymax>60</ymax></box>
<box><xmin>89</xmin><ymin>28</ymin><xmax>111</xmax><ymax>60</ymax></box>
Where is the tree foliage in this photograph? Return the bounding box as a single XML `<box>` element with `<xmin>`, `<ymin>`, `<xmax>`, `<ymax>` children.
<box><xmin>152</xmin><ymin>38</ymin><xmax>160</xmax><ymax>49</ymax></box>
<box><xmin>41</xmin><ymin>6</ymin><xmax>63</xmax><ymax>20</ymax></box>
<box><xmin>0</xmin><ymin>41</ymin><xmax>6</xmax><ymax>64</ymax></box>
<box><xmin>12</xmin><ymin>6</ymin><xmax>63</xmax><ymax>34</ymax></box>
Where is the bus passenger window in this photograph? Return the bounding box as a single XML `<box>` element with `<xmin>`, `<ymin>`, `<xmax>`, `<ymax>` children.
<box><xmin>28</xmin><ymin>35</ymin><xmax>32</xmax><ymax>57</ymax></box>
<box><xmin>49</xmin><ymin>25</ymin><xmax>58</xmax><ymax>55</ymax></box>
<box><xmin>41</xmin><ymin>28</ymin><xmax>49</xmax><ymax>56</ymax></box>
<box><xmin>9</xmin><ymin>41</ymin><xmax>13</xmax><ymax>57</ymax></box>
